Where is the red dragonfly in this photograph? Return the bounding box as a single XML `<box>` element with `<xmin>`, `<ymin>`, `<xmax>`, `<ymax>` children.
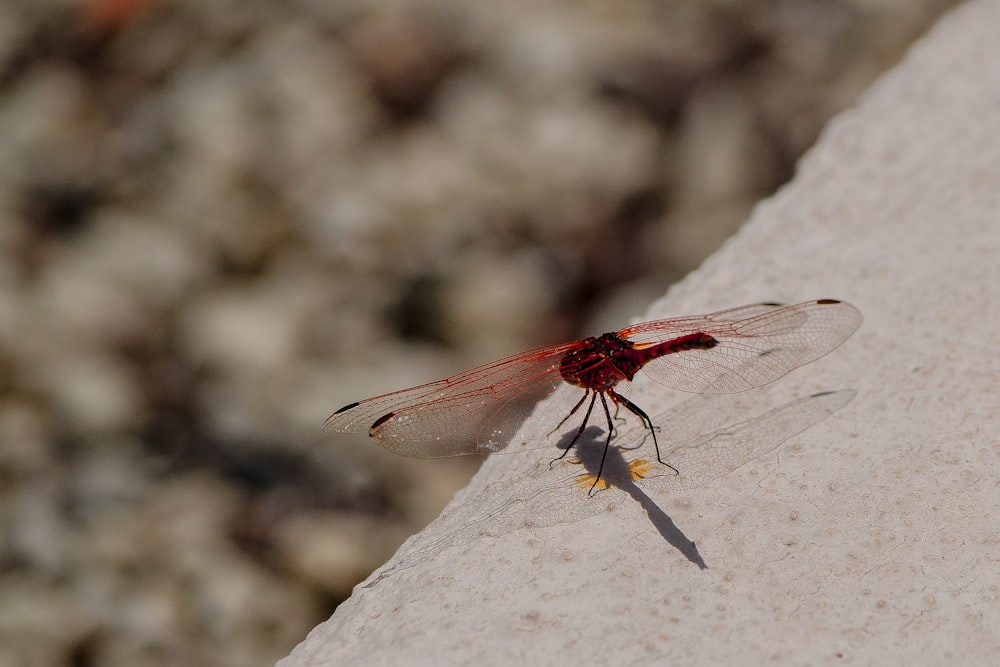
<box><xmin>325</xmin><ymin>299</ymin><xmax>861</xmax><ymax>492</ymax></box>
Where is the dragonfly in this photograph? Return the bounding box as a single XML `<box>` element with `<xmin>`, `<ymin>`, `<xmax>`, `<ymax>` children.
<box><xmin>325</xmin><ymin>299</ymin><xmax>862</xmax><ymax>493</ymax></box>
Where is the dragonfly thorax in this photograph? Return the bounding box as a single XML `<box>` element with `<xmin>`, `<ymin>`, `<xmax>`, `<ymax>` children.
<box><xmin>558</xmin><ymin>333</ymin><xmax>642</xmax><ymax>392</ymax></box>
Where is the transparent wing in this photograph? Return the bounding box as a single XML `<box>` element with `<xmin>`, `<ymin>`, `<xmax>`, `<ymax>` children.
<box><xmin>620</xmin><ymin>299</ymin><xmax>862</xmax><ymax>394</ymax></box>
<box><xmin>324</xmin><ymin>342</ymin><xmax>584</xmax><ymax>457</ymax></box>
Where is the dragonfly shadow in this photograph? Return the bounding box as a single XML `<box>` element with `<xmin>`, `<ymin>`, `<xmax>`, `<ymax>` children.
<box><xmin>362</xmin><ymin>388</ymin><xmax>855</xmax><ymax>589</ymax></box>
<box><xmin>558</xmin><ymin>427</ymin><xmax>707</xmax><ymax>570</ymax></box>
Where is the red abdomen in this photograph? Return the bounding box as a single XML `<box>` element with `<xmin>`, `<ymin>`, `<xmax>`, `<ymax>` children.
<box><xmin>558</xmin><ymin>331</ymin><xmax>717</xmax><ymax>392</ymax></box>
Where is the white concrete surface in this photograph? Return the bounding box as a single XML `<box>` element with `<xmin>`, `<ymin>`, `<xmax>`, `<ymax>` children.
<box><xmin>280</xmin><ymin>1</ymin><xmax>1000</xmax><ymax>664</ymax></box>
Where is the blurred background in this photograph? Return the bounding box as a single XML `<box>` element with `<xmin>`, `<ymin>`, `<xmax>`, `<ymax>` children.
<box><xmin>0</xmin><ymin>0</ymin><xmax>958</xmax><ymax>665</ymax></box>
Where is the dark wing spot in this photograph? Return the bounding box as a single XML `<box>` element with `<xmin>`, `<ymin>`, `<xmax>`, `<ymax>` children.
<box><xmin>371</xmin><ymin>412</ymin><xmax>395</xmax><ymax>431</ymax></box>
<box><xmin>816</xmin><ymin>299</ymin><xmax>841</xmax><ymax>305</ymax></box>
<box><xmin>334</xmin><ymin>401</ymin><xmax>360</xmax><ymax>414</ymax></box>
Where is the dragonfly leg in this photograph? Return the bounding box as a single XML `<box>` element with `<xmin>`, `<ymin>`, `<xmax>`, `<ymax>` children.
<box><xmin>547</xmin><ymin>390</ymin><xmax>591</xmax><ymax>439</ymax></box>
<box><xmin>612</xmin><ymin>390</ymin><xmax>679</xmax><ymax>476</ymax></box>
<box><xmin>550</xmin><ymin>391</ymin><xmax>596</xmax><ymax>465</ymax></box>
<box><xmin>587</xmin><ymin>392</ymin><xmax>618</xmax><ymax>496</ymax></box>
